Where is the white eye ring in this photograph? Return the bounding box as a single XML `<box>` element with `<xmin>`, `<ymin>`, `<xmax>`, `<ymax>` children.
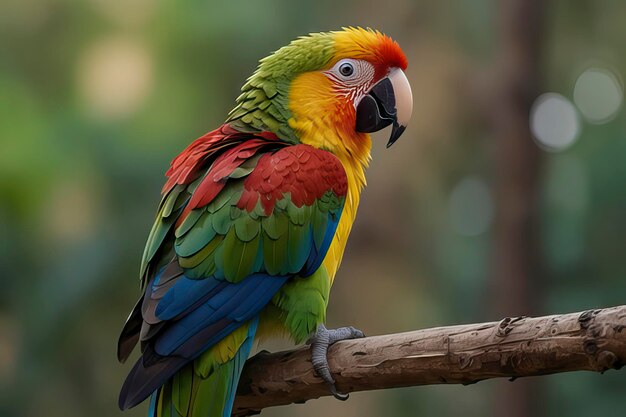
<box><xmin>324</xmin><ymin>59</ymin><xmax>375</xmax><ymax>95</ymax></box>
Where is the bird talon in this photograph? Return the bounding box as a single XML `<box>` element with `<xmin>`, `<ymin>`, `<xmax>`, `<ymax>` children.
<box><xmin>309</xmin><ymin>324</ymin><xmax>364</xmax><ymax>401</ymax></box>
<box><xmin>349</xmin><ymin>326</ymin><xmax>365</xmax><ymax>339</ymax></box>
<box><xmin>330</xmin><ymin>384</ymin><xmax>349</xmax><ymax>401</ymax></box>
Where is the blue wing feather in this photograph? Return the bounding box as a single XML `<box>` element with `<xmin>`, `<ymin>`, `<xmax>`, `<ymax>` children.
<box><xmin>155</xmin><ymin>274</ymin><xmax>225</xmax><ymax>321</ymax></box>
<box><xmin>303</xmin><ymin>213</ymin><xmax>340</xmax><ymax>276</ymax></box>
<box><xmin>153</xmin><ymin>273</ymin><xmax>288</xmax><ymax>356</ymax></box>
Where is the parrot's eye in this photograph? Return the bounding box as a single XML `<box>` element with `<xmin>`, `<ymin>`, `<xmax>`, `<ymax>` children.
<box><xmin>339</xmin><ymin>62</ymin><xmax>355</xmax><ymax>77</ymax></box>
<box><xmin>325</xmin><ymin>59</ymin><xmax>375</xmax><ymax>91</ymax></box>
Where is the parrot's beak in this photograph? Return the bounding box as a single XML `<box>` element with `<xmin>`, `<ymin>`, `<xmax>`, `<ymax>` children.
<box><xmin>355</xmin><ymin>68</ymin><xmax>413</xmax><ymax>147</ymax></box>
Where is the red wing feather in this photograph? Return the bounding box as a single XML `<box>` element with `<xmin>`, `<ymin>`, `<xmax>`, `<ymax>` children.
<box><xmin>162</xmin><ymin>125</ymin><xmax>280</xmax><ymax>194</ymax></box>
<box><xmin>237</xmin><ymin>145</ymin><xmax>348</xmax><ymax>215</ymax></box>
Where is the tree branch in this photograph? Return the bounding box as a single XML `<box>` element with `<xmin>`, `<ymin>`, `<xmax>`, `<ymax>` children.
<box><xmin>233</xmin><ymin>305</ymin><xmax>626</xmax><ymax>416</ymax></box>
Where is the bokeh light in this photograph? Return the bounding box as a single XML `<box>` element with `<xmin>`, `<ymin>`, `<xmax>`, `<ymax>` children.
<box><xmin>77</xmin><ymin>36</ymin><xmax>153</xmax><ymax>120</ymax></box>
<box><xmin>448</xmin><ymin>177</ymin><xmax>494</xmax><ymax>237</ymax></box>
<box><xmin>573</xmin><ymin>67</ymin><xmax>623</xmax><ymax>124</ymax></box>
<box><xmin>530</xmin><ymin>93</ymin><xmax>581</xmax><ymax>152</ymax></box>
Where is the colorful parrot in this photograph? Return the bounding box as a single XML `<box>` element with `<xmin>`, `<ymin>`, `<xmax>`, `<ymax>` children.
<box><xmin>118</xmin><ymin>27</ymin><xmax>412</xmax><ymax>417</ymax></box>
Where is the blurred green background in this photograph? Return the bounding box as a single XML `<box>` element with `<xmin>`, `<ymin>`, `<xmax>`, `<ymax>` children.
<box><xmin>1</xmin><ymin>0</ymin><xmax>625</xmax><ymax>416</ymax></box>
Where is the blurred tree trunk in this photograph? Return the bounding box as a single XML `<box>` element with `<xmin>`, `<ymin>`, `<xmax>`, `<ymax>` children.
<box><xmin>489</xmin><ymin>1</ymin><xmax>545</xmax><ymax>417</ymax></box>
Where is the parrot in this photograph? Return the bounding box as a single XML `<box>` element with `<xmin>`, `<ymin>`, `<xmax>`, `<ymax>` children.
<box><xmin>117</xmin><ymin>27</ymin><xmax>413</xmax><ymax>417</ymax></box>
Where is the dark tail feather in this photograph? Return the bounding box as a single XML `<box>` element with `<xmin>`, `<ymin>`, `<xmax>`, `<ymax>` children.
<box><xmin>146</xmin><ymin>318</ymin><xmax>259</xmax><ymax>417</ymax></box>
<box><xmin>117</xmin><ymin>298</ymin><xmax>143</xmax><ymax>363</ymax></box>
<box><xmin>118</xmin><ymin>350</ymin><xmax>188</xmax><ymax>410</ymax></box>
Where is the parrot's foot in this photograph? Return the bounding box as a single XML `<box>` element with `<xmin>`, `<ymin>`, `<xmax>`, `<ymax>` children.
<box><xmin>307</xmin><ymin>324</ymin><xmax>365</xmax><ymax>401</ymax></box>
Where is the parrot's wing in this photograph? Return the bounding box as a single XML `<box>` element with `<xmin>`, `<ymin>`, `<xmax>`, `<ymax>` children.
<box><xmin>118</xmin><ymin>126</ymin><xmax>348</xmax><ymax>409</ymax></box>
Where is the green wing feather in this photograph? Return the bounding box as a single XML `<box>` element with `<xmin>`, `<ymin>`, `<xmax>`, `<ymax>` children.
<box><xmin>174</xmin><ymin>185</ymin><xmax>344</xmax><ymax>285</ymax></box>
<box><xmin>153</xmin><ymin>320</ymin><xmax>257</xmax><ymax>417</ymax></box>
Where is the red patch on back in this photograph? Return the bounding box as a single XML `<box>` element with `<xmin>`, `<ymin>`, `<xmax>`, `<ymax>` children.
<box><xmin>237</xmin><ymin>145</ymin><xmax>347</xmax><ymax>215</ymax></box>
<box><xmin>187</xmin><ymin>139</ymin><xmax>276</xmax><ymax>211</ymax></box>
<box><xmin>163</xmin><ymin>124</ymin><xmax>279</xmax><ymax>195</ymax></box>
<box><xmin>162</xmin><ymin>124</ymin><xmax>283</xmax><ymax>227</ymax></box>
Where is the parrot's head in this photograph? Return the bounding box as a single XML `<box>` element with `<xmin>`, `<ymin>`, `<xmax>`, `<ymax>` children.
<box><xmin>228</xmin><ymin>27</ymin><xmax>412</xmax><ymax>158</ymax></box>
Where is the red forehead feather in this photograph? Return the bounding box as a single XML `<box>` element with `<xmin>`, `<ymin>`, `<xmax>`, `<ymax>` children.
<box><xmin>374</xmin><ymin>33</ymin><xmax>408</xmax><ymax>70</ymax></box>
<box><xmin>333</xmin><ymin>28</ymin><xmax>408</xmax><ymax>72</ymax></box>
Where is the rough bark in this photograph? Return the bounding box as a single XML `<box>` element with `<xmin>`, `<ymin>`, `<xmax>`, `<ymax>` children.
<box><xmin>233</xmin><ymin>306</ymin><xmax>626</xmax><ymax>416</ymax></box>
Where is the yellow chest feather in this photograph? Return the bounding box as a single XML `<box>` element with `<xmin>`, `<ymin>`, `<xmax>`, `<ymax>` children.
<box><xmin>288</xmin><ymin>71</ymin><xmax>372</xmax><ymax>285</ymax></box>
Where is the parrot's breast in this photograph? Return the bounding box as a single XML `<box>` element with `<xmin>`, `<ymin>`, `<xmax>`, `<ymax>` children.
<box><xmin>287</xmin><ymin>73</ymin><xmax>373</xmax><ymax>284</ymax></box>
<box><xmin>321</xmin><ymin>150</ymin><xmax>369</xmax><ymax>285</ymax></box>
<box><xmin>254</xmin><ymin>141</ymin><xmax>370</xmax><ymax>345</ymax></box>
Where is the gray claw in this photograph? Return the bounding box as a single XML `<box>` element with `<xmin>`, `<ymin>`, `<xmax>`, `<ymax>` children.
<box><xmin>308</xmin><ymin>324</ymin><xmax>365</xmax><ymax>401</ymax></box>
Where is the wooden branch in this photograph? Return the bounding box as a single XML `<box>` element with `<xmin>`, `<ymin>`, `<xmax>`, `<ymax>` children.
<box><xmin>233</xmin><ymin>305</ymin><xmax>626</xmax><ymax>416</ymax></box>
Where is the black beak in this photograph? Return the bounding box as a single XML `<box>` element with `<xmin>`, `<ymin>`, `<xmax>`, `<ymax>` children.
<box><xmin>355</xmin><ymin>69</ymin><xmax>412</xmax><ymax>148</ymax></box>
